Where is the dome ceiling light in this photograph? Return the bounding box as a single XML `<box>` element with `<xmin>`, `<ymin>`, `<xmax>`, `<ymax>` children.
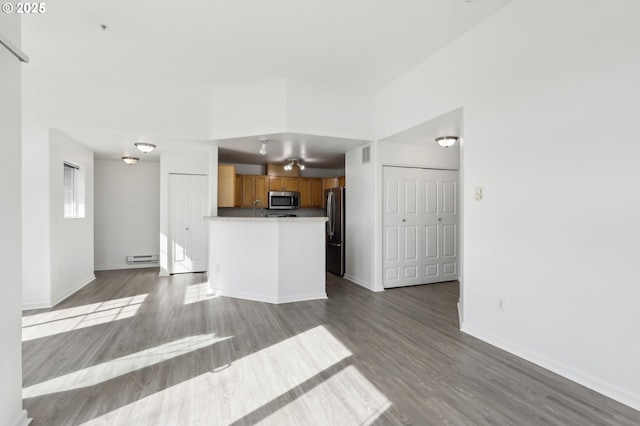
<box><xmin>435</xmin><ymin>136</ymin><xmax>459</xmax><ymax>148</ymax></box>
<box><xmin>134</xmin><ymin>142</ymin><xmax>156</xmax><ymax>153</ymax></box>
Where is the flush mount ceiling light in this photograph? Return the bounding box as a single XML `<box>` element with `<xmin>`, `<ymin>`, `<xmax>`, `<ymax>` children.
<box><xmin>259</xmin><ymin>139</ymin><xmax>268</xmax><ymax>155</ymax></box>
<box><xmin>122</xmin><ymin>157</ymin><xmax>139</xmax><ymax>165</ymax></box>
<box><xmin>134</xmin><ymin>142</ymin><xmax>156</xmax><ymax>153</ymax></box>
<box><xmin>435</xmin><ymin>136</ymin><xmax>459</xmax><ymax>148</ymax></box>
<box><xmin>284</xmin><ymin>159</ymin><xmax>305</xmax><ymax>171</ymax></box>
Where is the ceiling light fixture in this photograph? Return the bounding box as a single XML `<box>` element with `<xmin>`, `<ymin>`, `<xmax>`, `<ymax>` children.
<box><xmin>259</xmin><ymin>139</ymin><xmax>268</xmax><ymax>155</ymax></box>
<box><xmin>284</xmin><ymin>159</ymin><xmax>294</xmax><ymax>171</ymax></box>
<box><xmin>435</xmin><ymin>136</ymin><xmax>459</xmax><ymax>148</ymax></box>
<box><xmin>135</xmin><ymin>142</ymin><xmax>156</xmax><ymax>153</ymax></box>
<box><xmin>134</xmin><ymin>142</ymin><xmax>156</xmax><ymax>154</ymax></box>
<box><xmin>284</xmin><ymin>159</ymin><xmax>305</xmax><ymax>171</ymax></box>
<box><xmin>122</xmin><ymin>157</ymin><xmax>139</xmax><ymax>165</ymax></box>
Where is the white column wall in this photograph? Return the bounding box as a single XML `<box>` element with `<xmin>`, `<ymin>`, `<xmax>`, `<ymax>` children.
<box><xmin>0</xmin><ymin>12</ymin><xmax>29</xmax><ymax>426</ymax></box>
<box><xmin>375</xmin><ymin>0</ymin><xmax>640</xmax><ymax>409</ymax></box>
<box><xmin>344</xmin><ymin>145</ymin><xmax>380</xmax><ymax>290</ymax></box>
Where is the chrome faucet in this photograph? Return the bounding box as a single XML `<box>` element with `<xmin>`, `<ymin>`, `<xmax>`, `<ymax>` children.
<box><xmin>253</xmin><ymin>199</ymin><xmax>264</xmax><ymax>217</ymax></box>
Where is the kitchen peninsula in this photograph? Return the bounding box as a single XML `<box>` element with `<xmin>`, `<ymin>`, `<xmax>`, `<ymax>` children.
<box><xmin>205</xmin><ymin>216</ymin><xmax>328</xmax><ymax>304</ymax></box>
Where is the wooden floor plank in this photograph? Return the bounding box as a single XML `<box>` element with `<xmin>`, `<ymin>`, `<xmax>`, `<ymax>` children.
<box><xmin>22</xmin><ymin>268</ymin><xmax>640</xmax><ymax>425</ymax></box>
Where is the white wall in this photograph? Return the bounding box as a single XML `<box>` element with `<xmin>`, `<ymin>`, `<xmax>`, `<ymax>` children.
<box><xmin>94</xmin><ymin>160</ymin><xmax>160</xmax><ymax>270</ymax></box>
<box><xmin>211</xmin><ymin>79</ymin><xmax>288</xmax><ymax>139</ymax></box>
<box><xmin>211</xmin><ymin>79</ymin><xmax>374</xmax><ymax>140</ymax></box>
<box><xmin>0</xmin><ymin>13</ymin><xmax>29</xmax><ymax>426</ymax></box>
<box><xmin>375</xmin><ymin>0</ymin><xmax>640</xmax><ymax>410</ymax></box>
<box><xmin>344</xmin><ymin>144</ymin><xmax>379</xmax><ymax>290</ymax></box>
<box><xmin>48</xmin><ymin>130</ymin><xmax>95</xmax><ymax>307</ymax></box>
<box><xmin>287</xmin><ymin>79</ymin><xmax>374</xmax><ymax>140</ymax></box>
<box><xmin>22</xmin><ymin>70</ymin><xmax>212</xmax><ymax>305</ymax></box>
<box><xmin>159</xmin><ymin>150</ymin><xmax>215</xmax><ymax>275</ymax></box>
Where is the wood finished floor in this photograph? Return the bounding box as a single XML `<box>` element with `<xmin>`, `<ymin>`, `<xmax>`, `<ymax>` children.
<box><xmin>22</xmin><ymin>268</ymin><xmax>640</xmax><ymax>425</ymax></box>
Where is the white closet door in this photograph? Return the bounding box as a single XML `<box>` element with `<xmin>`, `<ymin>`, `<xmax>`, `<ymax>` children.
<box><xmin>170</xmin><ymin>174</ymin><xmax>208</xmax><ymax>274</ymax></box>
<box><xmin>383</xmin><ymin>167</ymin><xmax>422</xmax><ymax>288</ymax></box>
<box><xmin>422</xmin><ymin>169</ymin><xmax>458</xmax><ymax>284</ymax></box>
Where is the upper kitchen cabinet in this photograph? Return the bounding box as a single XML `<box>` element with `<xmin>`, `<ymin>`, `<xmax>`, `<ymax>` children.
<box><xmin>241</xmin><ymin>175</ymin><xmax>269</xmax><ymax>208</ymax></box>
<box><xmin>299</xmin><ymin>178</ymin><xmax>323</xmax><ymax>208</ymax></box>
<box><xmin>322</xmin><ymin>177</ymin><xmax>338</xmax><ymax>192</ymax></box>
<box><xmin>235</xmin><ymin>175</ymin><xmax>242</xmax><ymax>207</ymax></box>
<box><xmin>269</xmin><ymin>177</ymin><xmax>300</xmax><ymax>192</ymax></box>
<box><xmin>218</xmin><ymin>165</ymin><xmax>236</xmax><ymax>208</ymax></box>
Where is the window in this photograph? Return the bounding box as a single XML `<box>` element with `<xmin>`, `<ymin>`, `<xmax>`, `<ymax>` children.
<box><xmin>63</xmin><ymin>162</ymin><xmax>85</xmax><ymax>218</ymax></box>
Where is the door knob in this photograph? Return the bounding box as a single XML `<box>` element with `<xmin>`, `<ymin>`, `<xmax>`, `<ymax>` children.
<box><xmin>402</xmin><ymin>219</ymin><xmax>406</xmax><ymax>222</ymax></box>
<box><xmin>185</xmin><ymin>227</ymin><xmax>189</xmax><ymax>230</ymax></box>
<box><xmin>438</xmin><ymin>218</ymin><xmax>442</xmax><ymax>222</ymax></box>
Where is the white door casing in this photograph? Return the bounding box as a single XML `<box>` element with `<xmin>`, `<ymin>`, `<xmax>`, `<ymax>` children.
<box><xmin>383</xmin><ymin>166</ymin><xmax>459</xmax><ymax>288</ymax></box>
<box><xmin>170</xmin><ymin>174</ymin><xmax>208</xmax><ymax>274</ymax></box>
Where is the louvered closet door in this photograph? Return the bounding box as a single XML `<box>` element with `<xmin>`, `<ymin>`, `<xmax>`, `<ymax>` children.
<box><xmin>383</xmin><ymin>167</ymin><xmax>422</xmax><ymax>288</ymax></box>
<box><xmin>422</xmin><ymin>169</ymin><xmax>458</xmax><ymax>283</ymax></box>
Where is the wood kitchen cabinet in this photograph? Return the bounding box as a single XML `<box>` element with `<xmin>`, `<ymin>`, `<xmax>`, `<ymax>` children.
<box><xmin>321</xmin><ymin>178</ymin><xmax>338</xmax><ymax>208</ymax></box>
<box><xmin>218</xmin><ymin>165</ymin><xmax>236</xmax><ymax>208</ymax></box>
<box><xmin>241</xmin><ymin>175</ymin><xmax>269</xmax><ymax>208</ymax></box>
<box><xmin>299</xmin><ymin>178</ymin><xmax>324</xmax><ymax>208</ymax></box>
<box><xmin>269</xmin><ymin>177</ymin><xmax>300</xmax><ymax>192</ymax></box>
<box><xmin>234</xmin><ymin>175</ymin><xmax>242</xmax><ymax>207</ymax></box>
<box><xmin>322</xmin><ymin>177</ymin><xmax>338</xmax><ymax>192</ymax></box>
<box><xmin>338</xmin><ymin>176</ymin><xmax>346</xmax><ymax>187</ymax></box>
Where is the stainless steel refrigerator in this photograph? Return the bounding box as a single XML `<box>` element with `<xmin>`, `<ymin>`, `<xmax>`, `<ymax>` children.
<box><xmin>325</xmin><ymin>187</ymin><xmax>345</xmax><ymax>276</ymax></box>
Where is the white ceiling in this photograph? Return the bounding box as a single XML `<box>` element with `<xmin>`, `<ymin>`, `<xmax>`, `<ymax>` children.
<box><xmin>23</xmin><ymin>0</ymin><xmax>514</xmax><ymax>91</ymax></box>
<box><xmin>27</xmin><ymin>0</ymin><xmax>512</xmax><ymax>166</ymax></box>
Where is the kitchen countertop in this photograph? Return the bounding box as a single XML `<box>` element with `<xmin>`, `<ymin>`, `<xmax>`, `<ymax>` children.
<box><xmin>204</xmin><ymin>216</ymin><xmax>327</xmax><ymax>222</ymax></box>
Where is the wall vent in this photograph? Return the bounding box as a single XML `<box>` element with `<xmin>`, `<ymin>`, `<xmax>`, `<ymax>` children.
<box><xmin>126</xmin><ymin>255</ymin><xmax>159</xmax><ymax>264</ymax></box>
<box><xmin>362</xmin><ymin>145</ymin><xmax>371</xmax><ymax>164</ymax></box>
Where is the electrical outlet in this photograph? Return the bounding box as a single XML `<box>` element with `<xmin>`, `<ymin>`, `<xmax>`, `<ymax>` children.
<box><xmin>498</xmin><ymin>298</ymin><xmax>506</xmax><ymax>311</ymax></box>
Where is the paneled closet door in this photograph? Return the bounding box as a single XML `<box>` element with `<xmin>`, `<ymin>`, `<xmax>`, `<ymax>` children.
<box><xmin>170</xmin><ymin>174</ymin><xmax>208</xmax><ymax>274</ymax></box>
<box><xmin>422</xmin><ymin>169</ymin><xmax>458</xmax><ymax>284</ymax></box>
<box><xmin>383</xmin><ymin>167</ymin><xmax>422</xmax><ymax>288</ymax></box>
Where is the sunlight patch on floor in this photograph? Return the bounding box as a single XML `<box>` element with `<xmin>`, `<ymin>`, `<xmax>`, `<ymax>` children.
<box><xmin>78</xmin><ymin>326</ymin><xmax>389</xmax><ymax>425</ymax></box>
<box><xmin>258</xmin><ymin>365</ymin><xmax>391</xmax><ymax>426</ymax></box>
<box><xmin>22</xmin><ymin>294</ymin><xmax>148</xmax><ymax>341</ymax></box>
<box><xmin>183</xmin><ymin>283</ymin><xmax>218</xmax><ymax>305</ymax></box>
<box><xmin>23</xmin><ymin>333</ymin><xmax>232</xmax><ymax>399</ymax></box>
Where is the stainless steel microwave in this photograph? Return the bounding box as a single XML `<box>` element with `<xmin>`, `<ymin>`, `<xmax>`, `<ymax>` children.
<box><xmin>268</xmin><ymin>191</ymin><xmax>300</xmax><ymax>210</ymax></box>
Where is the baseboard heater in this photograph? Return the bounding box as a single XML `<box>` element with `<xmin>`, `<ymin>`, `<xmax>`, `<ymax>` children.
<box><xmin>126</xmin><ymin>255</ymin><xmax>159</xmax><ymax>265</ymax></box>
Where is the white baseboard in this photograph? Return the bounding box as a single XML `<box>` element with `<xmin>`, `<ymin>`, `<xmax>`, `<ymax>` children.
<box><xmin>51</xmin><ymin>274</ymin><xmax>96</xmax><ymax>307</ymax></box>
<box><xmin>461</xmin><ymin>323</ymin><xmax>640</xmax><ymax>412</ymax></box>
<box><xmin>344</xmin><ymin>274</ymin><xmax>385</xmax><ymax>292</ymax></box>
<box><xmin>23</xmin><ymin>275</ymin><xmax>96</xmax><ymax>310</ymax></box>
<box><xmin>12</xmin><ymin>409</ymin><xmax>31</xmax><ymax>426</ymax></box>
<box><xmin>94</xmin><ymin>263</ymin><xmax>159</xmax><ymax>271</ymax></box>
<box><xmin>22</xmin><ymin>299</ymin><xmax>54</xmax><ymax>311</ymax></box>
<box><xmin>213</xmin><ymin>288</ymin><xmax>327</xmax><ymax>305</ymax></box>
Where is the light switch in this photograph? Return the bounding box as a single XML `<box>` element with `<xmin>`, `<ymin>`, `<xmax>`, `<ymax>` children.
<box><xmin>475</xmin><ymin>187</ymin><xmax>483</xmax><ymax>201</ymax></box>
